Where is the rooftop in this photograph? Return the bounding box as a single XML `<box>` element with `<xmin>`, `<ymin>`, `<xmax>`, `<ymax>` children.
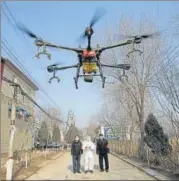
<box><xmin>1</xmin><ymin>57</ymin><xmax>38</xmax><ymax>91</ymax></box>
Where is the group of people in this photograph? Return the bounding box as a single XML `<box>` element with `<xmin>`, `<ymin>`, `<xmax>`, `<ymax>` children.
<box><xmin>71</xmin><ymin>134</ymin><xmax>110</xmax><ymax>174</ymax></box>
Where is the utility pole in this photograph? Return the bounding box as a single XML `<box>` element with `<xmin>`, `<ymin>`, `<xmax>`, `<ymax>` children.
<box><xmin>6</xmin><ymin>77</ymin><xmax>18</xmax><ymax>180</ymax></box>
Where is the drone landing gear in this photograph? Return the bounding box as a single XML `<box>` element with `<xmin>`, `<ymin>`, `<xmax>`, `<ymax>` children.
<box><xmin>74</xmin><ymin>63</ymin><xmax>80</xmax><ymax>89</ymax></box>
<box><xmin>48</xmin><ymin>70</ymin><xmax>60</xmax><ymax>84</ymax></box>
<box><xmin>127</xmin><ymin>43</ymin><xmax>143</xmax><ymax>57</ymax></box>
<box><xmin>120</xmin><ymin>69</ymin><xmax>128</xmax><ymax>81</ymax></box>
<box><xmin>127</xmin><ymin>49</ymin><xmax>143</xmax><ymax>57</ymax></box>
<box><xmin>102</xmin><ymin>77</ymin><xmax>106</xmax><ymax>88</ymax></box>
<box><xmin>36</xmin><ymin>44</ymin><xmax>51</xmax><ymax>60</ymax></box>
<box><xmin>74</xmin><ymin>77</ymin><xmax>78</xmax><ymax>89</ymax></box>
<box><xmin>98</xmin><ymin>63</ymin><xmax>106</xmax><ymax>88</ymax></box>
<box><xmin>36</xmin><ymin>52</ymin><xmax>51</xmax><ymax>60</ymax></box>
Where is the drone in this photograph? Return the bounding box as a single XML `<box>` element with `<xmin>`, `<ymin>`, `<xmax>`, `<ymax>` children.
<box><xmin>18</xmin><ymin>8</ymin><xmax>159</xmax><ymax>89</ymax></box>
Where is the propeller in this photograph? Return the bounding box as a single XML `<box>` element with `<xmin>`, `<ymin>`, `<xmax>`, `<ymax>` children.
<box><xmin>47</xmin><ymin>63</ymin><xmax>61</xmax><ymax>73</ymax></box>
<box><xmin>17</xmin><ymin>22</ymin><xmax>38</xmax><ymax>38</ymax></box>
<box><xmin>89</xmin><ymin>7</ymin><xmax>107</xmax><ymax>28</ymax></box>
<box><xmin>77</xmin><ymin>8</ymin><xmax>107</xmax><ymax>42</ymax></box>
<box><xmin>49</xmin><ymin>62</ymin><xmax>61</xmax><ymax>67</ymax></box>
<box><xmin>118</xmin><ymin>31</ymin><xmax>160</xmax><ymax>41</ymax></box>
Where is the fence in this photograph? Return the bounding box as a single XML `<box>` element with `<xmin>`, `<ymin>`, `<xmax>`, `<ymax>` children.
<box><xmin>109</xmin><ymin>137</ymin><xmax>179</xmax><ymax>174</ymax></box>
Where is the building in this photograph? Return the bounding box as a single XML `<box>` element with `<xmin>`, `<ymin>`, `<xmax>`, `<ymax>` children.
<box><xmin>1</xmin><ymin>57</ymin><xmax>38</xmax><ymax>153</ymax></box>
<box><xmin>66</xmin><ymin>110</ymin><xmax>75</xmax><ymax>131</ymax></box>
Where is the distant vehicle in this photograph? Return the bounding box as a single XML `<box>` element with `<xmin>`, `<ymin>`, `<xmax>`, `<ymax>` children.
<box><xmin>34</xmin><ymin>142</ymin><xmax>46</xmax><ymax>149</ymax></box>
<box><xmin>52</xmin><ymin>142</ymin><xmax>60</xmax><ymax>148</ymax></box>
<box><xmin>47</xmin><ymin>143</ymin><xmax>53</xmax><ymax>148</ymax></box>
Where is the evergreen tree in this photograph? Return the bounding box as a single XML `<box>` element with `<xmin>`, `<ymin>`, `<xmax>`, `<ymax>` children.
<box><xmin>65</xmin><ymin>124</ymin><xmax>80</xmax><ymax>143</ymax></box>
<box><xmin>56</xmin><ymin>125</ymin><xmax>61</xmax><ymax>142</ymax></box>
<box><xmin>38</xmin><ymin>121</ymin><xmax>49</xmax><ymax>146</ymax></box>
<box><xmin>144</xmin><ymin>113</ymin><xmax>172</xmax><ymax>156</ymax></box>
<box><xmin>52</xmin><ymin>124</ymin><xmax>61</xmax><ymax>142</ymax></box>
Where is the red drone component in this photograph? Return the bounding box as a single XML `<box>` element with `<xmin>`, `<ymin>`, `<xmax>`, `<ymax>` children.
<box><xmin>82</xmin><ymin>50</ymin><xmax>96</xmax><ymax>58</ymax></box>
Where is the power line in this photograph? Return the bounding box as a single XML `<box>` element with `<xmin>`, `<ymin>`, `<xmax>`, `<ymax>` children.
<box><xmin>2</xmin><ymin>76</ymin><xmax>66</xmax><ymax>124</ymax></box>
<box><xmin>147</xmin><ymin>44</ymin><xmax>179</xmax><ymax>83</ymax></box>
<box><xmin>2</xmin><ymin>1</ymin><xmax>35</xmax><ymax>54</ymax></box>
<box><xmin>1</xmin><ymin>40</ymin><xmax>60</xmax><ymax>108</ymax></box>
<box><xmin>1</xmin><ymin>3</ymin><xmax>59</xmax><ymax>109</ymax></box>
<box><xmin>1</xmin><ymin>2</ymin><xmax>59</xmax><ymax>109</ymax></box>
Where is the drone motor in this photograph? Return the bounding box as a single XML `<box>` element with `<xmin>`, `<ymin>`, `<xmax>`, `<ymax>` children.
<box><xmin>35</xmin><ymin>39</ymin><xmax>44</xmax><ymax>46</ymax></box>
<box><xmin>47</xmin><ymin>65</ymin><xmax>54</xmax><ymax>73</ymax></box>
<box><xmin>134</xmin><ymin>36</ymin><xmax>142</xmax><ymax>44</ymax></box>
<box><xmin>85</xmin><ymin>27</ymin><xmax>94</xmax><ymax>37</ymax></box>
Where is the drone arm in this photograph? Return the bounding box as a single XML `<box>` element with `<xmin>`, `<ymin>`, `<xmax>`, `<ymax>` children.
<box><xmin>46</xmin><ymin>43</ymin><xmax>82</xmax><ymax>53</ymax></box>
<box><xmin>99</xmin><ymin>40</ymin><xmax>133</xmax><ymax>52</ymax></box>
<box><xmin>53</xmin><ymin>64</ymin><xmax>79</xmax><ymax>71</ymax></box>
<box><xmin>101</xmin><ymin>63</ymin><xmax>131</xmax><ymax>70</ymax></box>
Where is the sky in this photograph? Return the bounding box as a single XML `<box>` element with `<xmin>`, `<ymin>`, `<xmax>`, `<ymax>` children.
<box><xmin>2</xmin><ymin>1</ymin><xmax>179</xmax><ymax>128</ymax></box>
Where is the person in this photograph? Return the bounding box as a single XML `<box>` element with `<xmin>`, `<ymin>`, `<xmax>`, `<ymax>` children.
<box><xmin>71</xmin><ymin>135</ymin><xmax>83</xmax><ymax>174</ymax></box>
<box><xmin>96</xmin><ymin>133</ymin><xmax>110</xmax><ymax>172</ymax></box>
<box><xmin>82</xmin><ymin>136</ymin><xmax>95</xmax><ymax>174</ymax></box>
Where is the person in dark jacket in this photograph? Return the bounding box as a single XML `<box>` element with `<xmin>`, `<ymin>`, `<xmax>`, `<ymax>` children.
<box><xmin>96</xmin><ymin>133</ymin><xmax>110</xmax><ymax>172</ymax></box>
<box><xmin>71</xmin><ymin>135</ymin><xmax>83</xmax><ymax>174</ymax></box>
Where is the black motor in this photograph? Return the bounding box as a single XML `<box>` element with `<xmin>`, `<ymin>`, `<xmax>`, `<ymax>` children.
<box><xmin>47</xmin><ymin>65</ymin><xmax>54</xmax><ymax>73</ymax></box>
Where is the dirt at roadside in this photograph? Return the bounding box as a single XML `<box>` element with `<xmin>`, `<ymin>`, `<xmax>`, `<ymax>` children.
<box><xmin>1</xmin><ymin>151</ymin><xmax>64</xmax><ymax>180</ymax></box>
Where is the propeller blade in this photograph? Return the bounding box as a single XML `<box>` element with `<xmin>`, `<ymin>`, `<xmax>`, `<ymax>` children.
<box><xmin>141</xmin><ymin>31</ymin><xmax>160</xmax><ymax>39</ymax></box>
<box><xmin>50</xmin><ymin>63</ymin><xmax>60</xmax><ymax>66</ymax></box>
<box><xmin>89</xmin><ymin>7</ymin><xmax>107</xmax><ymax>27</ymax></box>
<box><xmin>114</xmin><ymin>34</ymin><xmax>136</xmax><ymax>41</ymax></box>
<box><xmin>17</xmin><ymin>22</ymin><xmax>38</xmax><ymax>39</ymax></box>
<box><xmin>117</xmin><ymin>31</ymin><xmax>161</xmax><ymax>40</ymax></box>
<box><xmin>118</xmin><ymin>34</ymin><xmax>136</xmax><ymax>38</ymax></box>
<box><xmin>76</xmin><ymin>32</ymin><xmax>86</xmax><ymax>43</ymax></box>
<box><xmin>49</xmin><ymin>61</ymin><xmax>63</xmax><ymax>66</ymax></box>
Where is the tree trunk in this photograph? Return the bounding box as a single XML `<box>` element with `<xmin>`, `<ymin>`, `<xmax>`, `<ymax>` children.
<box><xmin>130</xmin><ymin>126</ymin><xmax>133</xmax><ymax>141</ymax></box>
<box><xmin>138</xmin><ymin>96</ymin><xmax>146</xmax><ymax>161</ymax></box>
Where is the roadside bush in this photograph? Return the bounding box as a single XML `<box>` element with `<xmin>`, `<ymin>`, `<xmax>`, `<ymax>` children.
<box><xmin>144</xmin><ymin>113</ymin><xmax>172</xmax><ymax>156</ymax></box>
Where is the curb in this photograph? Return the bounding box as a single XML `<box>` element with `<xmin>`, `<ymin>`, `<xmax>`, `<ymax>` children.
<box><xmin>111</xmin><ymin>151</ymin><xmax>171</xmax><ymax>180</ymax></box>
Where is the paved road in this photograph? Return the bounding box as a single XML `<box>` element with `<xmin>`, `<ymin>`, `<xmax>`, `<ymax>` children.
<box><xmin>26</xmin><ymin>151</ymin><xmax>155</xmax><ymax>180</ymax></box>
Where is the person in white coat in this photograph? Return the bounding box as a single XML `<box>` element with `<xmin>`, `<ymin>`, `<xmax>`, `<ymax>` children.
<box><xmin>82</xmin><ymin>136</ymin><xmax>95</xmax><ymax>174</ymax></box>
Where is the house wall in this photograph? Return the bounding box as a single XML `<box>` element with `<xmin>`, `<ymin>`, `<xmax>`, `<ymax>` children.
<box><xmin>1</xmin><ymin>95</ymin><xmax>10</xmax><ymax>153</ymax></box>
<box><xmin>1</xmin><ymin>60</ymin><xmax>37</xmax><ymax>153</ymax></box>
<box><xmin>2</xmin><ymin>65</ymin><xmax>36</xmax><ymax>115</ymax></box>
<box><xmin>1</xmin><ymin>94</ymin><xmax>33</xmax><ymax>153</ymax></box>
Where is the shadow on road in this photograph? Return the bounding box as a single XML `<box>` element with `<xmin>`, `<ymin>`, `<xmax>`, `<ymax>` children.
<box><xmin>68</xmin><ymin>165</ymin><xmax>84</xmax><ymax>172</ymax></box>
<box><xmin>67</xmin><ymin>164</ymin><xmax>100</xmax><ymax>173</ymax></box>
<box><xmin>67</xmin><ymin>165</ymin><xmax>85</xmax><ymax>172</ymax></box>
<box><xmin>67</xmin><ymin>165</ymin><xmax>73</xmax><ymax>172</ymax></box>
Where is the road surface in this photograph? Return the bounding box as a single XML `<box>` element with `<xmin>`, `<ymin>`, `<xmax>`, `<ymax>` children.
<box><xmin>26</xmin><ymin>151</ymin><xmax>155</xmax><ymax>180</ymax></box>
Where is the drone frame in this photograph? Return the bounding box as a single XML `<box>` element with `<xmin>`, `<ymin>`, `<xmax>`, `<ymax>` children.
<box><xmin>37</xmin><ymin>37</ymin><xmax>134</xmax><ymax>89</ymax></box>
<box><xmin>47</xmin><ymin>61</ymin><xmax>131</xmax><ymax>89</ymax></box>
<box><xmin>17</xmin><ymin>10</ymin><xmax>160</xmax><ymax>89</ymax></box>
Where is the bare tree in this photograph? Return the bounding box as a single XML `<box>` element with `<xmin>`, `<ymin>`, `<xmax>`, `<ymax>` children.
<box><xmin>154</xmin><ymin>62</ymin><xmax>179</xmax><ymax>137</ymax></box>
<box><xmin>100</xmin><ymin>15</ymin><xmax>163</xmax><ymax>160</ymax></box>
<box><xmin>85</xmin><ymin>116</ymin><xmax>100</xmax><ymax>139</ymax></box>
<box><xmin>104</xmin><ymin>85</ymin><xmax>139</xmax><ymax>141</ymax></box>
